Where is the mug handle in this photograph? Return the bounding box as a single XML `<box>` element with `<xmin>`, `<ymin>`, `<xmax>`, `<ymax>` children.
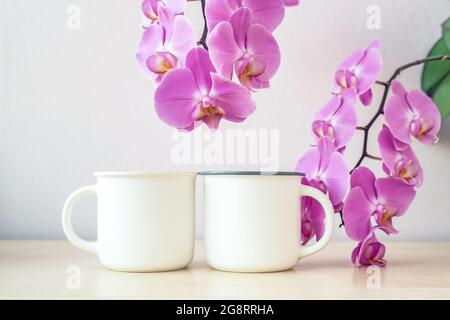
<box><xmin>298</xmin><ymin>184</ymin><xmax>334</xmax><ymax>259</ymax></box>
<box><xmin>62</xmin><ymin>185</ymin><xmax>98</xmax><ymax>254</ymax></box>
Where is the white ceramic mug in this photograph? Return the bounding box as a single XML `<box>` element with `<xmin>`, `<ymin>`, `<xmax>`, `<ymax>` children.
<box><xmin>201</xmin><ymin>172</ymin><xmax>334</xmax><ymax>273</ymax></box>
<box><xmin>62</xmin><ymin>172</ymin><xmax>197</xmax><ymax>272</ymax></box>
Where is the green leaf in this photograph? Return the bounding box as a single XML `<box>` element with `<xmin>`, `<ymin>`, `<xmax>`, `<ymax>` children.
<box><xmin>443</xmin><ymin>17</ymin><xmax>450</xmax><ymax>51</ymax></box>
<box><xmin>432</xmin><ymin>73</ymin><xmax>450</xmax><ymax>120</ymax></box>
<box><xmin>421</xmin><ymin>38</ymin><xmax>450</xmax><ymax>96</ymax></box>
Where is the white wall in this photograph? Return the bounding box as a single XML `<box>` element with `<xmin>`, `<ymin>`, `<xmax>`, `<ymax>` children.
<box><xmin>1</xmin><ymin>0</ymin><xmax>449</xmax><ymax>240</ymax></box>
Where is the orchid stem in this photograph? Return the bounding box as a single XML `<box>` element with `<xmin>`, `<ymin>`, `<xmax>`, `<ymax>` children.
<box><xmin>366</xmin><ymin>154</ymin><xmax>382</xmax><ymax>161</ymax></box>
<box><xmin>197</xmin><ymin>0</ymin><xmax>208</xmax><ymax>50</ymax></box>
<box><xmin>338</xmin><ymin>211</ymin><xmax>344</xmax><ymax>228</ymax></box>
<box><xmin>375</xmin><ymin>80</ymin><xmax>388</xmax><ymax>86</ymax></box>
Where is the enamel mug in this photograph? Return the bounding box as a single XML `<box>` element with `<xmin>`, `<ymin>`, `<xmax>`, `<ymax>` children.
<box><xmin>201</xmin><ymin>172</ymin><xmax>335</xmax><ymax>273</ymax></box>
<box><xmin>62</xmin><ymin>172</ymin><xmax>197</xmax><ymax>272</ymax></box>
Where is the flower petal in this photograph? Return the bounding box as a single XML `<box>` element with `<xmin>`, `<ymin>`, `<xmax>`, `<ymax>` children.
<box><xmin>354</xmin><ymin>46</ymin><xmax>382</xmax><ymax>95</ymax></box>
<box><xmin>154</xmin><ymin>68</ymin><xmax>200</xmax><ymax>130</ymax></box>
<box><xmin>351</xmin><ymin>241</ymin><xmax>363</xmax><ymax>265</ymax></box>
<box><xmin>316</xmin><ymin>136</ymin><xmax>336</xmax><ymax>172</ymax></box>
<box><xmin>205</xmin><ymin>0</ymin><xmax>237</xmax><ymax>32</ymax></box>
<box><xmin>141</xmin><ymin>0</ymin><xmax>159</xmax><ymax>20</ymax></box>
<box><xmin>378</xmin><ymin>126</ymin><xmax>403</xmax><ymax>172</ymax></box>
<box><xmin>244</xmin><ymin>0</ymin><xmax>285</xmax><ymax>32</ymax></box>
<box><xmin>164</xmin><ymin>14</ymin><xmax>196</xmax><ymax>66</ymax></box>
<box><xmin>245</xmin><ymin>23</ymin><xmax>281</xmax><ymax>82</ymax></box>
<box><xmin>385</xmin><ymin>91</ymin><xmax>414</xmax><ymax>144</ymax></box>
<box><xmin>157</xmin><ymin>5</ymin><xmax>175</xmax><ymax>40</ymax></box>
<box><xmin>300</xmin><ymin>178</ymin><xmax>326</xmax><ymax>244</ymax></box>
<box><xmin>375</xmin><ymin>177</ymin><xmax>416</xmax><ymax>217</ymax></box>
<box><xmin>295</xmin><ymin>147</ymin><xmax>321</xmax><ymax>179</ymax></box>
<box><xmin>359</xmin><ymin>88</ymin><xmax>373</xmax><ymax>106</ymax></box>
<box><xmin>136</xmin><ymin>24</ymin><xmax>164</xmax><ymax>79</ymax></box>
<box><xmin>206</xmin><ymin>0</ymin><xmax>285</xmax><ymax>33</ymax></box>
<box><xmin>350</xmin><ymin>166</ymin><xmax>377</xmax><ymax>204</ymax></box>
<box><xmin>391</xmin><ymin>79</ymin><xmax>407</xmax><ymax>97</ymax></box>
<box><xmin>229</xmin><ymin>8</ymin><xmax>252</xmax><ymax>50</ymax></box>
<box><xmin>343</xmin><ymin>186</ymin><xmax>373</xmax><ymax>241</ymax></box>
<box><xmin>337</xmin><ymin>49</ymin><xmax>365</xmax><ymax>72</ymax></box>
<box><xmin>207</xmin><ymin>21</ymin><xmax>242</xmax><ymax>80</ymax></box>
<box><xmin>209</xmin><ymin>73</ymin><xmax>256</xmax><ymax>122</ymax></box>
<box><xmin>185</xmin><ymin>48</ymin><xmax>217</xmax><ymax>95</ymax></box>
<box><xmin>163</xmin><ymin>0</ymin><xmax>186</xmax><ymax>14</ymax></box>
<box><xmin>368</xmin><ymin>38</ymin><xmax>381</xmax><ymax>51</ymax></box>
<box><xmin>309</xmin><ymin>196</ymin><xmax>326</xmax><ymax>240</ymax></box>
<box><xmin>284</xmin><ymin>0</ymin><xmax>300</xmax><ymax>6</ymax></box>
<box><xmin>321</xmin><ymin>151</ymin><xmax>350</xmax><ymax>206</ymax></box>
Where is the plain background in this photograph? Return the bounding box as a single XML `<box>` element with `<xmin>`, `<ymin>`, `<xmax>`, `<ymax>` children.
<box><xmin>1</xmin><ymin>0</ymin><xmax>450</xmax><ymax>241</ymax></box>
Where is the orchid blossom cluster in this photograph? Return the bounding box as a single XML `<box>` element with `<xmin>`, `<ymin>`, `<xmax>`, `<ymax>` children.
<box><xmin>137</xmin><ymin>0</ymin><xmax>299</xmax><ymax>131</ymax></box>
<box><xmin>295</xmin><ymin>39</ymin><xmax>442</xmax><ymax>267</ymax></box>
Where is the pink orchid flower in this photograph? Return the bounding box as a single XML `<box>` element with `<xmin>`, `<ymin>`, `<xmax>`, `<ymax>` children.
<box><xmin>136</xmin><ymin>6</ymin><xmax>195</xmax><ymax>83</ymax></box>
<box><xmin>343</xmin><ymin>167</ymin><xmax>416</xmax><ymax>239</ymax></box>
<box><xmin>378</xmin><ymin>125</ymin><xmax>423</xmax><ymax>187</ymax></box>
<box><xmin>352</xmin><ymin>227</ymin><xmax>386</xmax><ymax>267</ymax></box>
<box><xmin>296</xmin><ymin>137</ymin><xmax>350</xmax><ymax>207</ymax></box>
<box><xmin>385</xmin><ymin>80</ymin><xmax>441</xmax><ymax>145</ymax></box>
<box><xmin>332</xmin><ymin>39</ymin><xmax>382</xmax><ymax>106</ymax></box>
<box><xmin>312</xmin><ymin>95</ymin><xmax>357</xmax><ymax>150</ymax></box>
<box><xmin>208</xmin><ymin>8</ymin><xmax>281</xmax><ymax>90</ymax></box>
<box><xmin>300</xmin><ymin>178</ymin><xmax>326</xmax><ymax>244</ymax></box>
<box><xmin>141</xmin><ymin>0</ymin><xmax>186</xmax><ymax>24</ymax></box>
<box><xmin>206</xmin><ymin>0</ymin><xmax>286</xmax><ymax>33</ymax></box>
<box><xmin>154</xmin><ymin>47</ymin><xmax>256</xmax><ymax>131</ymax></box>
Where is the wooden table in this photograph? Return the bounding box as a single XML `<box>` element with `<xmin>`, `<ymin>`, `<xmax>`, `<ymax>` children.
<box><xmin>1</xmin><ymin>241</ymin><xmax>449</xmax><ymax>299</ymax></box>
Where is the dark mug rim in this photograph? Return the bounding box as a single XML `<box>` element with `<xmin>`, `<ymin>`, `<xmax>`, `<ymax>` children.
<box><xmin>199</xmin><ymin>171</ymin><xmax>304</xmax><ymax>176</ymax></box>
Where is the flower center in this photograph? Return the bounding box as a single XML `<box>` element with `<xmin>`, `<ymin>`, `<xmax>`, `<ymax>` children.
<box><xmin>143</xmin><ymin>4</ymin><xmax>159</xmax><ymax>22</ymax></box>
<box><xmin>192</xmin><ymin>101</ymin><xmax>225</xmax><ymax>130</ymax></box>
<box><xmin>148</xmin><ymin>12</ymin><xmax>158</xmax><ymax>22</ymax></box>
<box><xmin>235</xmin><ymin>57</ymin><xmax>266</xmax><ymax>89</ymax></box>
<box><xmin>374</xmin><ymin>205</ymin><xmax>397</xmax><ymax>233</ymax></box>
<box><xmin>310</xmin><ymin>178</ymin><xmax>328</xmax><ymax>194</ymax></box>
<box><xmin>410</xmin><ymin>116</ymin><xmax>434</xmax><ymax>139</ymax></box>
<box><xmin>301</xmin><ymin>218</ymin><xmax>314</xmax><ymax>243</ymax></box>
<box><xmin>335</xmin><ymin>69</ymin><xmax>357</xmax><ymax>90</ymax></box>
<box><xmin>364</xmin><ymin>243</ymin><xmax>384</xmax><ymax>265</ymax></box>
<box><xmin>394</xmin><ymin>158</ymin><xmax>419</xmax><ymax>182</ymax></box>
<box><xmin>147</xmin><ymin>52</ymin><xmax>178</xmax><ymax>74</ymax></box>
<box><xmin>312</xmin><ymin>120</ymin><xmax>335</xmax><ymax>141</ymax></box>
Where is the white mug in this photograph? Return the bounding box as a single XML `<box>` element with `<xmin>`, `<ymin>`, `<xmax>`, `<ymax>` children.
<box><xmin>62</xmin><ymin>172</ymin><xmax>197</xmax><ymax>272</ymax></box>
<box><xmin>201</xmin><ymin>172</ymin><xmax>334</xmax><ymax>273</ymax></box>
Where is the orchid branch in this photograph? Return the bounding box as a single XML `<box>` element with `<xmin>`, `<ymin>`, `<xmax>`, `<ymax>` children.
<box><xmin>193</xmin><ymin>0</ymin><xmax>208</xmax><ymax>50</ymax></box>
<box><xmin>337</xmin><ymin>54</ymin><xmax>449</xmax><ymax>228</ymax></box>
<box><xmin>350</xmin><ymin>55</ymin><xmax>450</xmax><ymax>173</ymax></box>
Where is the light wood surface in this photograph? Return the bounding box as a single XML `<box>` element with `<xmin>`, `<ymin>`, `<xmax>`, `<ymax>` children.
<box><xmin>1</xmin><ymin>241</ymin><xmax>450</xmax><ymax>299</ymax></box>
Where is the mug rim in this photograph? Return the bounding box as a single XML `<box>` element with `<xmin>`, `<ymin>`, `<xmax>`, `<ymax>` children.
<box><xmin>94</xmin><ymin>172</ymin><xmax>197</xmax><ymax>177</ymax></box>
<box><xmin>199</xmin><ymin>171</ymin><xmax>304</xmax><ymax>176</ymax></box>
